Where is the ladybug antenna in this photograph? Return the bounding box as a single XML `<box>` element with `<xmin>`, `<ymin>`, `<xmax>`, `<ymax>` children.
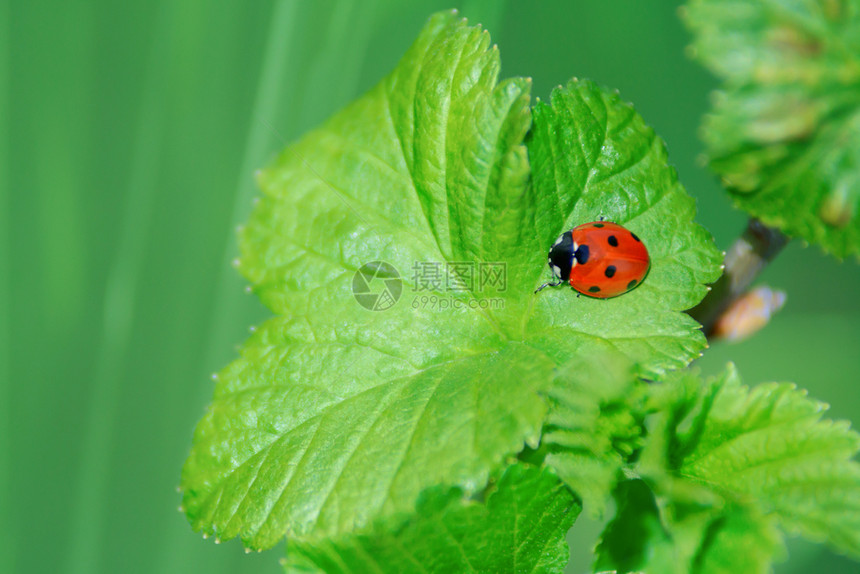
<box><xmin>535</xmin><ymin>279</ymin><xmax>563</xmax><ymax>294</ymax></box>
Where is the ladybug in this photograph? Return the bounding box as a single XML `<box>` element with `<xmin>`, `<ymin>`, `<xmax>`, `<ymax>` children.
<box><xmin>536</xmin><ymin>221</ymin><xmax>650</xmax><ymax>298</ymax></box>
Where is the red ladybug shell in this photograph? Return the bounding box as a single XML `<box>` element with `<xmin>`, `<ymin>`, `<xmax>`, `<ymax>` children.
<box><xmin>544</xmin><ymin>221</ymin><xmax>649</xmax><ymax>298</ymax></box>
<box><xmin>569</xmin><ymin>222</ymin><xmax>649</xmax><ymax>298</ymax></box>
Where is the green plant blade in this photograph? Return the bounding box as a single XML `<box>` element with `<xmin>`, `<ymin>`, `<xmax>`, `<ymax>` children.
<box><xmin>181</xmin><ymin>12</ymin><xmax>722</xmax><ymax>552</ymax></box>
<box><xmin>282</xmin><ymin>463</ymin><xmax>579</xmax><ymax>574</ymax></box>
<box><xmin>628</xmin><ymin>364</ymin><xmax>860</xmax><ymax>570</ymax></box>
<box><xmin>681</xmin><ymin>366</ymin><xmax>860</xmax><ymax>556</ymax></box>
<box><xmin>542</xmin><ymin>351</ymin><xmax>642</xmax><ymax>517</ymax></box>
<box><xmin>182</xmin><ymin>316</ymin><xmax>552</xmax><ymax>549</ymax></box>
<box><xmin>241</xmin><ymin>10</ymin><xmax>532</xmax><ymax>333</ymax></box>
<box><xmin>526</xmin><ymin>79</ymin><xmax>723</xmax><ymax>379</ymax></box>
<box><xmin>595</xmin><ymin>479</ymin><xmax>783</xmax><ymax>574</ymax></box>
<box><xmin>182</xmin><ymin>11</ymin><xmax>545</xmax><ymax>549</ymax></box>
<box><xmin>523</xmin><ymin>78</ymin><xmax>722</xmax><ymax>518</ymax></box>
<box><xmin>685</xmin><ymin>0</ymin><xmax>860</xmax><ymax>258</ymax></box>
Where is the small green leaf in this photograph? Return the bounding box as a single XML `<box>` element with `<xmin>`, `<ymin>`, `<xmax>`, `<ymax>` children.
<box><xmin>542</xmin><ymin>351</ymin><xmax>642</xmax><ymax>517</ymax></box>
<box><xmin>684</xmin><ymin>0</ymin><xmax>860</xmax><ymax>258</ymax></box>
<box><xmin>691</xmin><ymin>505</ymin><xmax>783</xmax><ymax>574</ymax></box>
<box><xmin>283</xmin><ymin>463</ymin><xmax>580</xmax><ymax>574</ymax></box>
<box><xmin>595</xmin><ymin>479</ymin><xmax>677</xmax><ymax>573</ymax></box>
<box><xmin>639</xmin><ymin>364</ymin><xmax>860</xmax><ymax>561</ymax></box>
<box><xmin>595</xmin><ymin>479</ymin><xmax>783</xmax><ymax>574</ymax></box>
<box><xmin>683</xmin><ymin>366</ymin><xmax>860</xmax><ymax>556</ymax></box>
<box><xmin>181</xmin><ymin>12</ymin><xmax>722</xmax><ymax>551</ymax></box>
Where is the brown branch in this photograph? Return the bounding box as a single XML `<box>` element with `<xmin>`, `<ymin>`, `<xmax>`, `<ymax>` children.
<box><xmin>690</xmin><ymin>218</ymin><xmax>790</xmax><ymax>339</ymax></box>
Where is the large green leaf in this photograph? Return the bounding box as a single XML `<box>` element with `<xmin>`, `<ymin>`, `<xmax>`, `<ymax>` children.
<box><xmin>283</xmin><ymin>463</ymin><xmax>579</xmax><ymax>574</ymax></box>
<box><xmin>181</xmin><ymin>12</ymin><xmax>550</xmax><ymax>550</ymax></box>
<box><xmin>181</xmin><ymin>12</ymin><xmax>721</xmax><ymax>551</ymax></box>
<box><xmin>684</xmin><ymin>0</ymin><xmax>860</xmax><ymax>258</ymax></box>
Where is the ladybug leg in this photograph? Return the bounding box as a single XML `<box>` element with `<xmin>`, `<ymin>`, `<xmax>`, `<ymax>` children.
<box><xmin>576</xmin><ymin>292</ymin><xmax>581</xmax><ymax>298</ymax></box>
<box><xmin>599</xmin><ymin>215</ymin><xmax>605</xmax><ymax>221</ymax></box>
<box><xmin>534</xmin><ymin>278</ymin><xmax>563</xmax><ymax>294</ymax></box>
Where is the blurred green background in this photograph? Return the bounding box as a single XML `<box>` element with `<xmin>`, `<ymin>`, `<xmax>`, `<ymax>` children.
<box><xmin>3</xmin><ymin>1</ymin><xmax>859</xmax><ymax>573</ymax></box>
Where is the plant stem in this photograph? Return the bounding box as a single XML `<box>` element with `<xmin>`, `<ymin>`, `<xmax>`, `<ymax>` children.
<box><xmin>690</xmin><ymin>218</ymin><xmax>790</xmax><ymax>338</ymax></box>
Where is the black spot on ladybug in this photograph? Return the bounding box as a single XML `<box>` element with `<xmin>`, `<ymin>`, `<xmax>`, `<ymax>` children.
<box><xmin>575</xmin><ymin>244</ymin><xmax>590</xmax><ymax>264</ymax></box>
<box><xmin>608</xmin><ymin>235</ymin><xmax>618</xmax><ymax>247</ymax></box>
<box><xmin>605</xmin><ymin>265</ymin><xmax>616</xmax><ymax>278</ymax></box>
<box><xmin>627</xmin><ymin>279</ymin><xmax>638</xmax><ymax>290</ymax></box>
<box><xmin>589</xmin><ymin>286</ymin><xmax>601</xmax><ymax>293</ymax></box>
<box><xmin>593</xmin><ymin>223</ymin><xmax>604</xmax><ymax>228</ymax></box>
<box><xmin>631</xmin><ymin>232</ymin><xmax>640</xmax><ymax>242</ymax></box>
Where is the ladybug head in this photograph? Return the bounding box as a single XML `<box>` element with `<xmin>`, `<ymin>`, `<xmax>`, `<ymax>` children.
<box><xmin>548</xmin><ymin>231</ymin><xmax>574</xmax><ymax>281</ymax></box>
